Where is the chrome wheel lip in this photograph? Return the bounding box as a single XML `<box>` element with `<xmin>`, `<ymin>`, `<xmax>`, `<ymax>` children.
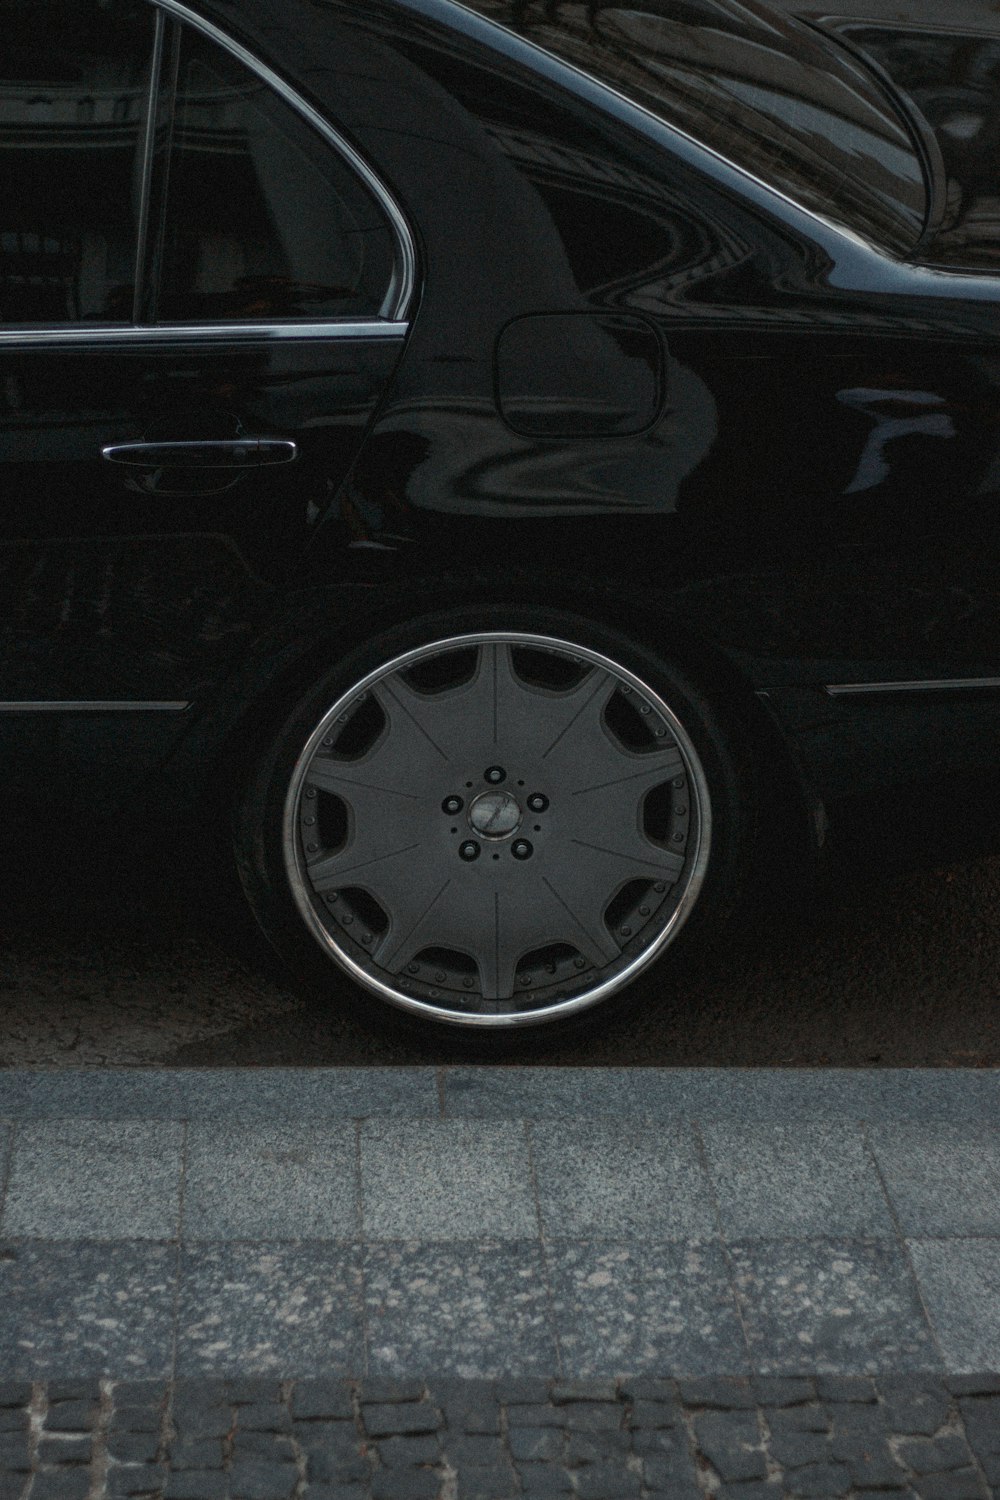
<box><xmin>282</xmin><ymin>630</ymin><xmax>713</xmax><ymax>1029</ymax></box>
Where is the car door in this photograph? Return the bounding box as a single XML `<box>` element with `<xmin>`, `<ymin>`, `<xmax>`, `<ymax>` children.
<box><xmin>0</xmin><ymin>0</ymin><xmax>411</xmax><ymax>799</ymax></box>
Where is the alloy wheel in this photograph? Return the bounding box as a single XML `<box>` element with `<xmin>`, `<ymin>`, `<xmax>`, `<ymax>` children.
<box><xmin>283</xmin><ymin>632</ymin><xmax>711</xmax><ymax>1026</ymax></box>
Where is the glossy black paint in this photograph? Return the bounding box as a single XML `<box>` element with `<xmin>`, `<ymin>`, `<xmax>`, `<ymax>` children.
<box><xmin>6</xmin><ymin>0</ymin><xmax>1000</xmax><ymax>829</ymax></box>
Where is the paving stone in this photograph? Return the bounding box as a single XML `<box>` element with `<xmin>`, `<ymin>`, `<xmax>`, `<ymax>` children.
<box><xmin>618</xmin><ymin>1378</ymin><xmax>675</xmax><ymax>1401</ymax></box>
<box><xmin>109</xmin><ymin>1407</ymin><xmax>162</xmax><ymax>1432</ymax></box>
<box><xmin>0</xmin><ymin>1384</ymin><xmax>31</xmax><ymax>1407</ymax></box>
<box><xmin>492</xmin><ymin>1379</ymin><xmax>549</xmax><ymax>1403</ymax></box>
<box><xmin>2</xmin><ymin>1120</ymin><xmax>182</xmax><ymax>1239</ymax></box>
<box><xmin>225</xmin><ymin>1381</ymin><xmax>284</xmax><ymax>1404</ymax></box>
<box><xmin>627</xmin><ymin>1399</ymin><xmax>677</xmax><ymax>1428</ymax></box>
<box><xmin>0</xmin><ymin>1435</ymin><xmax>30</xmax><ymax>1469</ymax></box>
<box><xmin>912</xmin><ymin>1472</ymin><xmax>988</xmax><ymax>1500</ymax></box>
<box><xmin>29</xmin><ymin>1475</ymin><xmax>92</xmax><ymax>1500</ymax></box>
<box><xmin>879</xmin><ymin>1378</ymin><xmax>952</xmax><ymax>1435</ymax></box>
<box><xmin>754</xmin><ymin>1377</ymin><xmax>815</xmax><ymax>1407</ymax></box>
<box><xmin>106</xmin><ymin>1430</ymin><xmax>161</xmax><ymax>1463</ymax></box>
<box><xmin>815</xmin><ymin>1377</ymin><xmax>878</xmax><ymax>1403</ymax></box>
<box><xmin>516</xmin><ymin>1464</ymin><xmax>574</xmax><ymax>1496</ymax></box>
<box><xmin>870</xmin><ymin>1125</ymin><xmax>1000</xmax><ymax>1236</ymax></box>
<box><xmin>548</xmin><ymin>1240</ymin><xmax>748</xmax><ymax>1376</ymax></box>
<box><xmin>378</xmin><ymin>1434</ymin><xmax>441</xmax><ymax>1466</ymax></box>
<box><xmin>565</xmin><ymin>1429</ymin><xmax>630</xmax><ymax>1465</ymax></box>
<box><xmin>297</xmin><ymin>1420</ymin><xmax>361</xmax><ymax>1460</ymax></box>
<box><xmin>0</xmin><ymin>1241</ymin><xmax>175</xmax><ymax>1377</ymax></box>
<box><xmin>361</xmin><ymin>1381</ymin><xmax>427</xmax><ymax>1404</ymax></box>
<box><xmin>370</xmin><ymin>1469</ymin><xmax>442</xmax><ymax>1500</ymax></box>
<box><xmin>531</xmin><ymin>1120</ymin><xmax>713</xmax><ymax>1239</ymax></box>
<box><xmin>910</xmin><ymin>1239</ymin><xmax>1000</xmax><ymax>1371</ymax></box>
<box><xmin>562</xmin><ymin>1402</ymin><xmax>622</xmax><ymax>1432</ymax></box>
<box><xmin>176</xmin><ymin>1244</ymin><xmax>364</xmax><ymax>1376</ymax></box>
<box><xmin>767</xmin><ymin>1428</ymin><xmax>831</xmax><ymax>1467</ymax></box>
<box><xmin>571</xmin><ymin>1461</ymin><xmax>641</xmax><ymax>1498</ymax></box>
<box><xmin>768</xmin><ymin>1407</ymin><xmax>831</xmax><ymax>1435</ymax></box>
<box><xmin>44</xmin><ymin>1400</ymin><xmax>98</xmax><ymax>1431</ymax></box>
<box><xmin>233</xmin><ymin>1432</ymin><xmax>295</xmax><ymax>1461</ymax></box>
<box><xmin>716</xmin><ymin>1486</ymin><xmax>784</xmax><ymax>1500</ymax></box>
<box><xmin>183</xmin><ymin>1122</ymin><xmax>358</xmax><ymax>1240</ymax></box>
<box><xmin>641</xmin><ymin>1451</ymin><xmax>702</xmax><ymax>1494</ymax></box>
<box><xmin>694</xmin><ymin>1411</ymin><xmax>767</xmax><ymax>1482</ymax></box>
<box><xmin>506</xmin><ymin>1405</ymin><xmax>566</xmax><ymax>1428</ymax></box>
<box><xmin>730</xmin><ymin>1242</ymin><xmax>939</xmax><ymax>1374</ymax></box>
<box><xmin>948</xmin><ymin>1377</ymin><xmax>1000</xmax><ymax>1397</ymax></box>
<box><xmin>365</xmin><ymin>1242</ymin><xmax>556</xmax><ymax>1378</ymax></box>
<box><xmin>291</xmin><ymin>1378</ymin><xmax>354</xmax><ymax>1421</ymax></box>
<box><xmin>164</xmin><ymin>1473</ymin><xmax>230</xmax><ymax>1500</ymax></box>
<box><xmin>678</xmin><ymin>1377</ymin><xmax>756</xmax><ymax>1409</ymax></box>
<box><xmin>236</xmin><ymin>1403</ymin><xmax>292</xmax><ymax>1433</ymax></box>
<box><xmin>304</xmin><ymin>1488</ymin><xmax>367</xmax><ymax>1500</ymax></box>
<box><xmin>897</xmin><ymin>1436</ymin><xmax>973</xmax><ymax>1474</ymax></box>
<box><xmin>169</xmin><ymin>1437</ymin><xmax>226</xmax><ymax>1469</ymax></box>
<box><xmin>47</xmin><ymin>1383</ymin><xmax>102</xmax><ymax>1402</ymax></box>
<box><xmin>785</xmin><ymin>1464</ymin><xmax>851</xmax><ymax>1497</ymax></box>
<box><xmin>306</xmin><ymin>1446</ymin><xmax>370</xmax><ymax>1484</ymax></box>
<box><xmin>361</xmin><ymin>1120</ymin><xmax>536</xmax><ymax>1240</ymax></box>
<box><xmin>959</xmin><ymin>1396</ymin><xmax>1000</xmax><ymax>1481</ymax></box>
<box><xmin>847</xmin><ymin>1446</ymin><xmax>910</xmax><ymax>1489</ymax></box>
<box><xmin>508</xmin><ymin>1426</ymin><xmax>564</xmax><ymax>1462</ymax></box>
<box><xmin>445</xmin><ymin>1433</ymin><xmax>507</xmax><ymax>1465</ymax></box>
<box><xmin>632</xmin><ymin>1427</ymin><xmax>690</xmax><ymax>1456</ymax></box>
<box><xmin>0</xmin><ymin>1410</ymin><xmax>29</xmax><ymax>1431</ymax></box>
<box><xmin>114</xmin><ymin>1380</ymin><xmax>165</xmax><ymax>1403</ymax></box>
<box><xmin>550</xmin><ymin>1380</ymin><xmax>618</xmax><ymax>1403</ymax></box>
<box><xmin>227</xmin><ymin>1460</ymin><xmax>298</xmax><ymax>1499</ymax></box>
<box><xmin>105</xmin><ymin>1467</ymin><xmax>167</xmax><ymax>1498</ymax></box>
<box><xmin>362</xmin><ymin>1403</ymin><xmax>443</xmax><ymax>1437</ymax></box>
<box><xmin>703</xmin><ymin>1122</ymin><xmax>893</xmax><ymax>1237</ymax></box>
<box><xmin>454</xmin><ymin>1471</ymin><xmax>520</xmax><ymax>1500</ymax></box>
<box><xmin>434</xmin><ymin>1381</ymin><xmax>500</xmax><ymax>1434</ymax></box>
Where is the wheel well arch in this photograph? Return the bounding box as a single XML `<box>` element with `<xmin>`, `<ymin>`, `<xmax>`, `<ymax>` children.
<box><xmin>160</xmin><ymin>567</ymin><xmax>817</xmax><ymax>873</ymax></box>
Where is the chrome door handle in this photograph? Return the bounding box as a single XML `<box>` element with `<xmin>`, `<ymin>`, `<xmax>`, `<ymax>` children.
<box><xmin>101</xmin><ymin>438</ymin><xmax>298</xmax><ymax>468</ymax></box>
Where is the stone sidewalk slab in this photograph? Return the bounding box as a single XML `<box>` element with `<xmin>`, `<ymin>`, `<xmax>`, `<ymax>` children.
<box><xmin>0</xmin><ymin>1068</ymin><xmax>997</xmax><ymax>1380</ymax></box>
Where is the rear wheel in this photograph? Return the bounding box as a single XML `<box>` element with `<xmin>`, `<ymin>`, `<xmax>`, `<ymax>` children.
<box><xmin>236</xmin><ymin>611</ymin><xmax>750</xmax><ymax>1030</ymax></box>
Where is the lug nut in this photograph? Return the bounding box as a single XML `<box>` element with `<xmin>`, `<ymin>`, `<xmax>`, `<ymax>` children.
<box><xmin>459</xmin><ymin>841</ymin><xmax>480</xmax><ymax>862</ymax></box>
<box><xmin>442</xmin><ymin>795</ymin><xmax>464</xmax><ymax>814</ymax></box>
<box><xmin>512</xmin><ymin>840</ymin><xmax>533</xmax><ymax>860</ymax></box>
<box><xmin>484</xmin><ymin>766</ymin><xmax>506</xmax><ymax>784</ymax></box>
<box><xmin>527</xmin><ymin>793</ymin><xmax>548</xmax><ymax>812</ymax></box>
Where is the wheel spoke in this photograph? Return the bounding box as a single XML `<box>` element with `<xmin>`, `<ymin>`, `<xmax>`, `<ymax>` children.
<box><xmin>372</xmin><ymin>642</ymin><xmax>536</xmax><ymax>762</ymax></box>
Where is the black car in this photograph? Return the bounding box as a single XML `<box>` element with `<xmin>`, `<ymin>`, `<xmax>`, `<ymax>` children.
<box><xmin>5</xmin><ymin>0</ymin><xmax>1000</xmax><ymax>1032</ymax></box>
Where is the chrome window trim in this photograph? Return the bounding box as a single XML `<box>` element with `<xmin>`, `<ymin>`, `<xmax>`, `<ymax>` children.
<box><xmin>825</xmin><ymin>677</ymin><xmax>1000</xmax><ymax>697</ymax></box>
<box><xmin>155</xmin><ymin>0</ymin><xmax>417</xmax><ymax>324</ymax></box>
<box><xmin>133</xmin><ymin>8</ymin><xmax>168</xmax><ymax>324</ymax></box>
<box><xmin>0</xmin><ymin>701</ymin><xmax>191</xmax><ymax>712</ymax></box>
<box><xmin>0</xmin><ymin>320</ymin><xmax>408</xmax><ymax>349</ymax></box>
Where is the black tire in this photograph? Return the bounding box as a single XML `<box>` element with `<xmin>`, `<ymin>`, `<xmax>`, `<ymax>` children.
<box><xmin>234</xmin><ymin>603</ymin><xmax>754</xmax><ymax>1033</ymax></box>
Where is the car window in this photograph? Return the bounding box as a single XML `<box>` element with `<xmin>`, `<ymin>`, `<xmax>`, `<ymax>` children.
<box><xmin>154</xmin><ymin>22</ymin><xmax>398</xmax><ymax>322</ymax></box>
<box><xmin>0</xmin><ymin>0</ymin><xmax>155</xmax><ymax>324</ymax></box>
<box><xmin>462</xmin><ymin>0</ymin><xmax>928</xmax><ymax>255</ymax></box>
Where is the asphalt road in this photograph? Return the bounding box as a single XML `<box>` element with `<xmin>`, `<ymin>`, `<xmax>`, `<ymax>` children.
<box><xmin>3</xmin><ymin>774</ymin><xmax>1000</xmax><ymax>1068</ymax></box>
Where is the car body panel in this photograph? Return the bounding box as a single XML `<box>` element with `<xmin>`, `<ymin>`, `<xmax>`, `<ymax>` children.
<box><xmin>5</xmin><ymin>0</ymin><xmax>1000</xmax><ymax>822</ymax></box>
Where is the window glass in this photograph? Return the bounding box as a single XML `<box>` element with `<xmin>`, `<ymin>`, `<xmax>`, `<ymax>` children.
<box><xmin>157</xmin><ymin>26</ymin><xmax>396</xmax><ymax>322</ymax></box>
<box><xmin>0</xmin><ymin>0</ymin><xmax>154</xmax><ymax>324</ymax></box>
<box><xmin>464</xmin><ymin>0</ymin><xmax>928</xmax><ymax>255</ymax></box>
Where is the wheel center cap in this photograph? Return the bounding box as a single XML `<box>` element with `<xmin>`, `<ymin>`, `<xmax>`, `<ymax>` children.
<box><xmin>468</xmin><ymin>790</ymin><xmax>522</xmax><ymax>840</ymax></box>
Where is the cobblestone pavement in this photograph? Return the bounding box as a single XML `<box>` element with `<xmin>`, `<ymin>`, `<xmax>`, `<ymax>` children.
<box><xmin>2</xmin><ymin>1375</ymin><xmax>1000</xmax><ymax>1500</ymax></box>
